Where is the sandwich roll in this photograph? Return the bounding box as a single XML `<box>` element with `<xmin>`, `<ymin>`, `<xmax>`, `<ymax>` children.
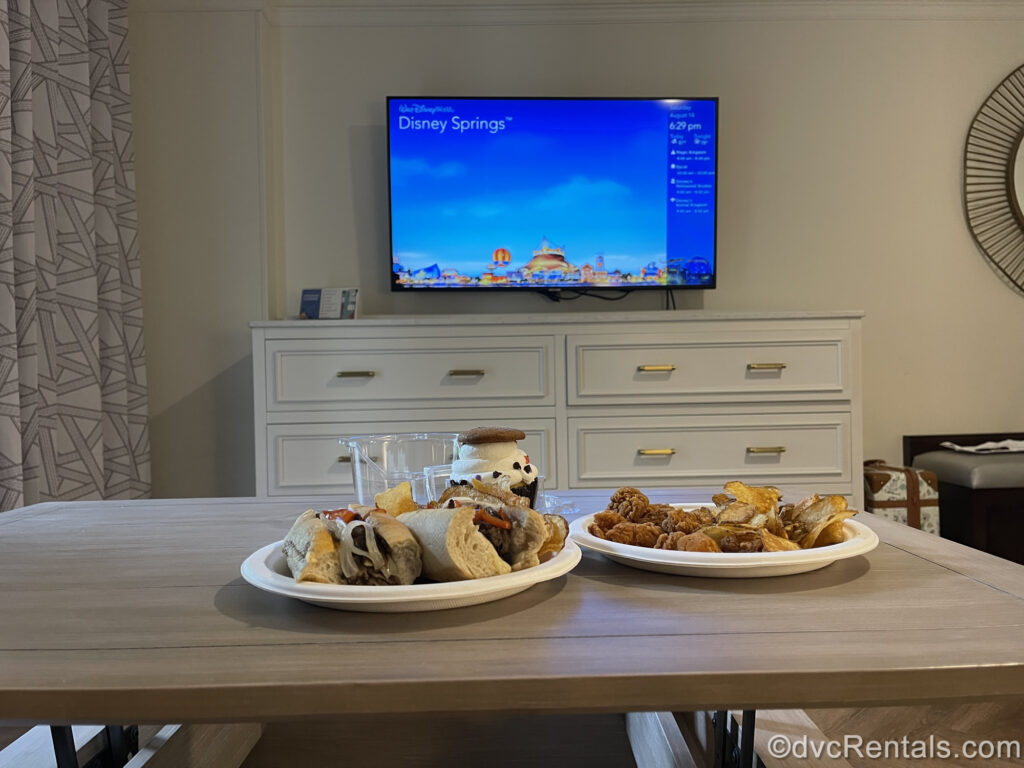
<box><xmin>438</xmin><ymin>482</ymin><xmax>561</xmax><ymax>571</ymax></box>
<box><xmin>443</xmin><ymin>494</ymin><xmax>549</xmax><ymax>571</ymax></box>
<box><xmin>323</xmin><ymin>509</ymin><xmax>423</xmax><ymax>586</ymax></box>
<box><xmin>364</xmin><ymin>510</ymin><xmax>422</xmax><ymax>585</ymax></box>
<box><xmin>439</xmin><ymin>481</ymin><xmax>528</xmax><ymax>510</ymax></box>
<box><xmin>398</xmin><ymin>507</ymin><xmax>512</xmax><ymax>581</ymax></box>
<box><xmin>282</xmin><ymin>509</ymin><xmax>343</xmax><ymax>584</ymax></box>
<box><xmin>495</xmin><ymin>504</ymin><xmax>549</xmax><ymax>571</ymax></box>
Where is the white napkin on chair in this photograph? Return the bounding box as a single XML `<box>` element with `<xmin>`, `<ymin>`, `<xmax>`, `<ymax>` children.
<box><xmin>939</xmin><ymin>439</ymin><xmax>1024</xmax><ymax>454</ymax></box>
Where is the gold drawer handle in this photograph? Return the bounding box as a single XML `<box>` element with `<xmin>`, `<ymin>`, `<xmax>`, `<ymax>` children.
<box><xmin>336</xmin><ymin>370</ymin><xmax>375</xmax><ymax>378</ymax></box>
<box><xmin>338</xmin><ymin>455</ymin><xmax>378</xmax><ymax>463</ymax></box>
<box><xmin>747</xmin><ymin>362</ymin><xmax>787</xmax><ymax>370</ymax></box>
<box><xmin>638</xmin><ymin>448</ymin><xmax>676</xmax><ymax>456</ymax></box>
<box><xmin>637</xmin><ymin>364</ymin><xmax>676</xmax><ymax>372</ymax></box>
<box><xmin>448</xmin><ymin>369</ymin><xmax>485</xmax><ymax>376</ymax></box>
<box><xmin>747</xmin><ymin>446</ymin><xmax>786</xmax><ymax>454</ymax></box>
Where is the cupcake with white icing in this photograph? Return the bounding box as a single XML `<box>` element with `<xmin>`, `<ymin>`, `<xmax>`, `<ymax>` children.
<box><xmin>449</xmin><ymin>426</ymin><xmax>539</xmax><ymax>505</ymax></box>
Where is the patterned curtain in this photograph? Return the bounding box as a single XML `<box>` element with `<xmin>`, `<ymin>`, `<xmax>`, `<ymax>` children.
<box><xmin>0</xmin><ymin>0</ymin><xmax>150</xmax><ymax>510</ymax></box>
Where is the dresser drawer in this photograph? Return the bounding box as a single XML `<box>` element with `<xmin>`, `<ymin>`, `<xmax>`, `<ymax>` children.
<box><xmin>266</xmin><ymin>337</ymin><xmax>554</xmax><ymax>411</ymax></box>
<box><xmin>568</xmin><ymin>331</ymin><xmax>850</xmax><ymax>405</ymax></box>
<box><xmin>266</xmin><ymin>419</ymin><xmax>556</xmax><ymax>496</ymax></box>
<box><xmin>568</xmin><ymin>414</ymin><xmax>851</xmax><ymax>488</ymax></box>
<box><xmin>267</xmin><ymin>425</ymin><xmax>355</xmax><ymax>496</ymax></box>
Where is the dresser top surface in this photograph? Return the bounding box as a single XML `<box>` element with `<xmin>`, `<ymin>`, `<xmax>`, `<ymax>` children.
<box><xmin>251</xmin><ymin>309</ymin><xmax>865</xmax><ymax>329</ymax></box>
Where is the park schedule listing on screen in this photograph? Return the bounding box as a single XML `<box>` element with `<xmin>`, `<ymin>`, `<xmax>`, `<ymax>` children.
<box><xmin>387</xmin><ymin>97</ymin><xmax>717</xmax><ymax>291</ymax></box>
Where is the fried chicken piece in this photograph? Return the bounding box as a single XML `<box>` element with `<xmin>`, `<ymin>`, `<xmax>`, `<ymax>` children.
<box><xmin>592</xmin><ymin>510</ymin><xmax>628</xmax><ymax>531</ymax></box>
<box><xmin>606</xmin><ymin>486</ymin><xmax>674</xmax><ymax>526</ymax></box>
<box><xmin>607</xmin><ymin>486</ymin><xmax>650</xmax><ymax>519</ymax></box>
<box><xmin>716</xmin><ymin>531</ymin><xmax>764</xmax><ymax>553</ymax></box>
<box><xmin>712</xmin><ymin>492</ymin><xmax>732</xmax><ymax>507</ymax></box>
<box><xmin>655</xmin><ymin>530</ymin><xmax>721</xmax><ymax>553</ymax></box>
<box><xmin>628</xmin><ymin>502</ymin><xmax>673</xmax><ymax>526</ymax></box>
<box><xmin>610</xmin><ymin>486</ymin><xmax>649</xmax><ymax>506</ymax></box>
<box><xmin>603</xmin><ymin>521</ymin><xmax>662</xmax><ymax>548</ymax></box>
<box><xmin>612</xmin><ymin>496</ymin><xmax>649</xmax><ymax>519</ymax></box>
<box><xmin>661</xmin><ymin>506</ymin><xmax>716</xmax><ymax>534</ymax></box>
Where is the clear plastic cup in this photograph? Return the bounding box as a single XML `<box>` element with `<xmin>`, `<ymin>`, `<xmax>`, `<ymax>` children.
<box><xmin>345</xmin><ymin>433</ymin><xmax>460</xmax><ymax>506</ymax></box>
<box><xmin>424</xmin><ymin>464</ymin><xmax>456</xmax><ymax>504</ymax></box>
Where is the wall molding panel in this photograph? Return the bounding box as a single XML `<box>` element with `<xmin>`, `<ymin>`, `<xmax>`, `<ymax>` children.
<box><xmin>129</xmin><ymin>0</ymin><xmax>1024</xmax><ymax>25</ymax></box>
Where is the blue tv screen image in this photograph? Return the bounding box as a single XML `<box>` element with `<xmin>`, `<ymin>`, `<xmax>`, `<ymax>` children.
<box><xmin>387</xmin><ymin>97</ymin><xmax>717</xmax><ymax>291</ymax></box>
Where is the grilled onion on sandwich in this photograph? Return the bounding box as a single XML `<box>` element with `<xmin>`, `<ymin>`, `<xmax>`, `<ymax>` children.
<box><xmin>282</xmin><ymin>507</ymin><xmax>422</xmax><ymax>585</ymax></box>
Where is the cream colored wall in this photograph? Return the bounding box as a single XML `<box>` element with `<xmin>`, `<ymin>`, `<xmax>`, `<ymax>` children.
<box><xmin>130</xmin><ymin>5</ymin><xmax>266</xmax><ymax>496</ymax></box>
<box><xmin>129</xmin><ymin>1</ymin><xmax>1024</xmax><ymax>497</ymax></box>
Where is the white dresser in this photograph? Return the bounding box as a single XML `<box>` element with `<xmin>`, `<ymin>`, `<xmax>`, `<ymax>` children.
<box><xmin>251</xmin><ymin>310</ymin><xmax>864</xmax><ymax>507</ymax></box>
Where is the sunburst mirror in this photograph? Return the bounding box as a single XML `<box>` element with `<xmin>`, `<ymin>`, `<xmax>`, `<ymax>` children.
<box><xmin>963</xmin><ymin>64</ymin><xmax>1024</xmax><ymax>296</ymax></box>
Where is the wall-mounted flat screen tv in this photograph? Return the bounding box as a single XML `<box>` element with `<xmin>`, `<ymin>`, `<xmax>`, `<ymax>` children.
<box><xmin>387</xmin><ymin>97</ymin><xmax>718</xmax><ymax>292</ymax></box>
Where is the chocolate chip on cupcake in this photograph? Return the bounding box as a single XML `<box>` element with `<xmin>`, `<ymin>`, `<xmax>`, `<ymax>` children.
<box><xmin>450</xmin><ymin>427</ymin><xmax>539</xmax><ymax>506</ymax></box>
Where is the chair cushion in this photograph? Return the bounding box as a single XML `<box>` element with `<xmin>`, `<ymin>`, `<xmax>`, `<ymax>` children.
<box><xmin>913</xmin><ymin>450</ymin><xmax>1024</xmax><ymax>489</ymax></box>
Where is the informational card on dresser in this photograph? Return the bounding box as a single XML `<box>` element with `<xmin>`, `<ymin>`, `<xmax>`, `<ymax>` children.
<box><xmin>299</xmin><ymin>287</ymin><xmax>359</xmax><ymax>319</ymax></box>
<box><xmin>338</xmin><ymin>287</ymin><xmax>359</xmax><ymax>319</ymax></box>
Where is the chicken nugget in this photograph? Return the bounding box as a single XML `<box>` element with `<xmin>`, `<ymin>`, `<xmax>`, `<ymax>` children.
<box><xmin>661</xmin><ymin>506</ymin><xmax>716</xmax><ymax>534</ymax></box>
<box><xmin>607</xmin><ymin>486</ymin><xmax>652</xmax><ymax>519</ymax></box>
<box><xmin>610</xmin><ymin>486</ymin><xmax>649</xmax><ymax>506</ymax></box>
<box><xmin>656</xmin><ymin>531</ymin><xmax>721</xmax><ymax>553</ymax></box>
<box><xmin>592</xmin><ymin>510</ymin><xmax>627</xmax><ymax>531</ymax></box>
<box><xmin>628</xmin><ymin>502</ymin><xmax>672</xmax><ymax>526</ymax></box>
<box><xmin>603</xmin><ymin>521</ymin><xmax>662</xmax><ymax>548</ymax></box>
<box><xmin>717</xmin><ymin>531</ymin><xmax>764</xmax><ymax>553</ymax></box>
<box><xmin>608</xmin><ymin>496</ymin><xmax>649</xmax><ymax>519</ymax></box>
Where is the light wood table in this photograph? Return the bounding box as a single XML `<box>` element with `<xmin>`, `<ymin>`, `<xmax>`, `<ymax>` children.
<box><xmin>1</xmin><ymin>490</ymin><xmax>1022</xmax><ymax>731</ymax></box>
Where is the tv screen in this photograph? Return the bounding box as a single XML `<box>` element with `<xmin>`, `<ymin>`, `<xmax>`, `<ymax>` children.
<box><xmin>387</xmin><ymin>97</ymin><xmax>718</xmax><ymax>292</ymax></box>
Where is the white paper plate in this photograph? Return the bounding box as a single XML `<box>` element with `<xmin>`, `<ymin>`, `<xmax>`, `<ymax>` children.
<box><xmin>241</xmin><ymin>539</ymin><xmax>582</xmax><ymax>612</ymax></box>
<box><xmin>569</xmin><ymin>510</ymin><xmax>878</xmax><ymax>578</ymax></box>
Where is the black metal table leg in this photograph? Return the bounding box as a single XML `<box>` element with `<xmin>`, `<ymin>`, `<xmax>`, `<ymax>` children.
<box><xmin>712</xmin><ymin>709</ymin><xmax>760</xmax><ymax>768</ymax></box>
<box><xmin>50</xmin><ymin>724</ymin><xmax>139</xmax><ymax>768</ymax></box>
<box><xmin>50</xmin><ymin>726</ymin><xmax>78</xmax><ymax>768</ymax></box>
<box><xmin>713</xmin><ymin>709</ymin><xmax>728</xmax><ymax>768</ymax></box>
<box><xmin>102</xmin><ymin>725</ymin><xmax>129</xmax><ymax>767</ymax></box>
<box><xmin>740</xmin><ymin>710</ymin><xmax>756</xmax><ymax>768</ymax></box>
